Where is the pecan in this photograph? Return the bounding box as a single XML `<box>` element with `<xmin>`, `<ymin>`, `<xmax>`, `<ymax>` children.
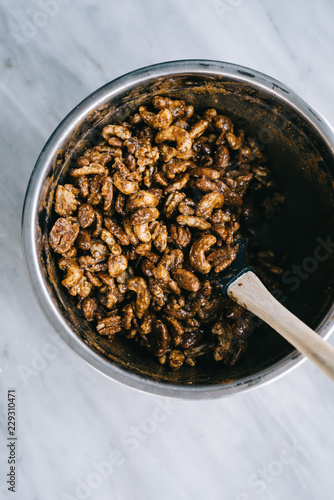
<box><xmin>49</xmin><ymin>217</ymin><xmax>80</xmax><ymax>254</ymax></box>
<box><xmin>104</xmin><ymin>218</ymin><xmax>130</xmax><ymax>246</ymax></box>
<box><xmin>150</xmin><ymin>320</ymin><xmax>170</xmax><ymax>356</ymax></box>
<box><xmin>207</xmin><ymin>245</ymin><xmax>237</xmax><ymax>273</ymax></box>
<box><xmin>130</xmin><ymin>208</ymin><xmax>159</xmax><ymax>225</ymax></box>
<box><xmin>126</xmin><ymin>190</ymin><xmax>159</xmax><ymax>211</ymax></box>
<box><xmin>169</xmin><ymin>224</ymin><xmax>191</xmax><ymax>248</ymax></box>
<box><xmin>214</xmin><ymin>115</ymin><xmax>234</xmax><ymax>134</ymax></box>
<box><xmin>165</xmin><ymin>173</ymin><xmax>190</xmax><ymax>193</ymax></box>
<box><xmin>101</xmin><ymin>176</ymin><xmax>113</xmax><ymax>211</ymax></box>
<box><xmin>55</xmin><ymin>184</ymin><xmax>79</xmax><ymax>217</ymax></box>
<box><xmin>214</xmin><ymin>145</ymin><xmax>230</xmax><ymax>171</ymax></box>
<box><xmin>96</xmin><ymin>315</ymin><xmax>122</xmax><ymax>338</ymax></box>
<box><xmin>76</xmin><ymin>229</ymin><xmax>92</xmax><ymax>250</ymax></box>
<box><xmin>102</xmin><ymin>124</ymin><xmax>131</xmax><ymax>142</ymax></box>
<box><xmin>108</xmin><ymin>254</ymin><xmax>128</xmax><ymax>278</ymax></box>
<box><xmin>78</xmin><ymin>203</ymin><xmax>95</xmax><ymax>228</ymax></box>
<box><xmin>68</xmin><ymin>275</ymin><xmax>92</xmax><ymax>298</ymax></box>
<box><xmin>128</xmin><ymin>277</ymin><xmax>150</xmax><ymax>319</ymax></box>
<box><xmin>139</xmin><ymin>106</ymin><xmax>173</xmax><ymax>130</ymax></box>
<box><xmin>169</xmin><ymin>350</ymin><xmax>185</xmax><ymax>370</ymax></box>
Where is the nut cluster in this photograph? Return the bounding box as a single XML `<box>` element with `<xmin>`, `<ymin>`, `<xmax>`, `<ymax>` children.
<box><xmin>49</xmin><ymin>96</ymin><xmax>282</xmax><ymax>370</ymax></box>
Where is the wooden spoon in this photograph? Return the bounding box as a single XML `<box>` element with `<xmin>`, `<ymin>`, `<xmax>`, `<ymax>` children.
<box><xmin>210</xmin><ymin>239</ymin><xmax>334</xmax><ymax>381</ymax></box>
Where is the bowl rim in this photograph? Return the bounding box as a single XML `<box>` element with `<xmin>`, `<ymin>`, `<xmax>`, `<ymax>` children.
<box><xmin>22</xmin><ymin>59</ymin><xmax>334</xmax><ymax>399</ymax></box>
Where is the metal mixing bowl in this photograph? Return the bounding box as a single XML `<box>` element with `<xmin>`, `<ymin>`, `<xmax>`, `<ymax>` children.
<box><xmin>22</xmin><ymin>60</ymin><xmax>334</xmax><ymax>398</ymax></box>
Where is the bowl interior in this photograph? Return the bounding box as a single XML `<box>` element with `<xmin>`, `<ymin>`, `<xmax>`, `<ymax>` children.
<box><xmin>37</xmin><ymin>73</ymin><xmax>334</xmax><ymax>387</ymax></box>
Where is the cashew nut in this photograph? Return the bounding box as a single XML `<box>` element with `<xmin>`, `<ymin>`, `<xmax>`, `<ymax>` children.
<box><xmin>123</xmin><ymin>219</ymin><xmax>139</xmax><ymax>246</ymax></box>
<box><xmin>90</xmin><ymin>240</ymin><xmax>109</xmax><ymax>259</ymax></box>
<box><xmin>112</xmin><ymin>172</ymin><xmax>139</xmax><ymax>195</ymax></box>
<box><xmin>183</xmin><ymin>104</ymin><xmax>194</xmax><ymax>119</ymax></box>
<box><xmin>155</xmin><ymin>126</ymin><xmax>192</xmax><ymax>153</ymax></box>
<box><xmin>176</xmin><ymin>215</ymin><xmax>211</xmax><ymax>230</ymax></box>
<box><xmin>172</xmin><ymin>268</ymin><xmax>200</xmax><ymax>292</ymax></box>
<box><xmin>203</xmin><ymin>108</ymin><xmax>218</xmax><ymax>121</ymax></box>
<box><xmin>133</xmin><ymin>223</ymin><xmax>151</xmax><ymax>243</ymax></box>
<box><xmin>169</xmin><ymin>350</ymin><xmax>185</xmax><ymax>370</ymax></box>
<box><xmin>135</xmin><ymin>243</ymin><xmax>152</xmax><ymax>255</ymax></box>
<box><xmin>152</xmin><ymin>264</ymin><xmax>181</xmax><ymax>296</ymax></box>
<box><xmin>100</xmin><ymin>228</ymin><xmax>117</xmax><ymax>250</ymax></box>
<box><xmin>152</xmin><ymin>96</ymin><xmax>185</xmax><ymax>118</ymax></box>
<box><xmin>226</xmin><ymin>131</ymin><xmax>244</xmax><ymax>150</ymax></box>
<box><xmin>189</xmin><ymin>235</ymin><xmax>217</xmax><ymax>274</ymax></box>
<box><xmin>213</xmin><ymin>115</ymin><xmax>234</xmax><ymax>133</ymax></box>
<box><xmin>189</xmin><ymin>167</ymin><xmax>220</xmax><ymax>180</ymax></box>
<box><xmin>188</xmin><ymin>120</ymin><xmax>209</xmax><ymax>140</ymax></box>
<box><xmin>70</xmin><ymin>163</ymin><xmax>108</xmax><ymax>177</ymax></box>
<box><xmin>159</xmin><ymin>144</ymin><xmax>178</xmax><ymax>162</ymax></box>
<box><xmin>196</xmin><ymin>192</ymin><xmax>225</xmax><ymax>219</ymax></box>
<box><xmin>128</xmin><ymin>277</ymin><xmax>150</xmax><ymax>319</ymax></box>
<box><xmin>110</xmin><ymin>243</ymin><xmax>122</xmax><ymax>256</ymax></box>
<box><xmin>139</xmin><ymin>106</ymin><xmax>173</xmax><ymax>130</ymax></box>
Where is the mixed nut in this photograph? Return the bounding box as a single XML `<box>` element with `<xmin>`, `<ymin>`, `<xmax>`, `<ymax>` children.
<box><xmin>48</xmin><ymin>96</ymin><xmax>284</xmax><ymax>370</ymax></box>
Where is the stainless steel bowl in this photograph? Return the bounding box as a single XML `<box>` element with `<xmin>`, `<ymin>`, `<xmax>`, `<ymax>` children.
<box><xmin>22</xmin><ymin>60</ymin><xmax>334</xmax><ymax>398</ymax></box>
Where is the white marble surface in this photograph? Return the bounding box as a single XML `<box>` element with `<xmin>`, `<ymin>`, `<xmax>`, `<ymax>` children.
<box><xmin>1</xmin><ymin>0</ymin><xmax>334</xmax><ymax>498</ymax></box>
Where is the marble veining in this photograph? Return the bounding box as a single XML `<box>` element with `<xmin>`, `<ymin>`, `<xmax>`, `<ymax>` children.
<box><xmin>1</xmin><ymin>0</ymin><xmax>334</xmax><ymax>498</ymax></box>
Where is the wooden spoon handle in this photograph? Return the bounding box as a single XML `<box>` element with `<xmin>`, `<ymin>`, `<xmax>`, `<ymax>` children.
<box><xmin>228</xmin><ymin>270</ymin><xmax>334</xmax><ymax>381</ymax></box>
